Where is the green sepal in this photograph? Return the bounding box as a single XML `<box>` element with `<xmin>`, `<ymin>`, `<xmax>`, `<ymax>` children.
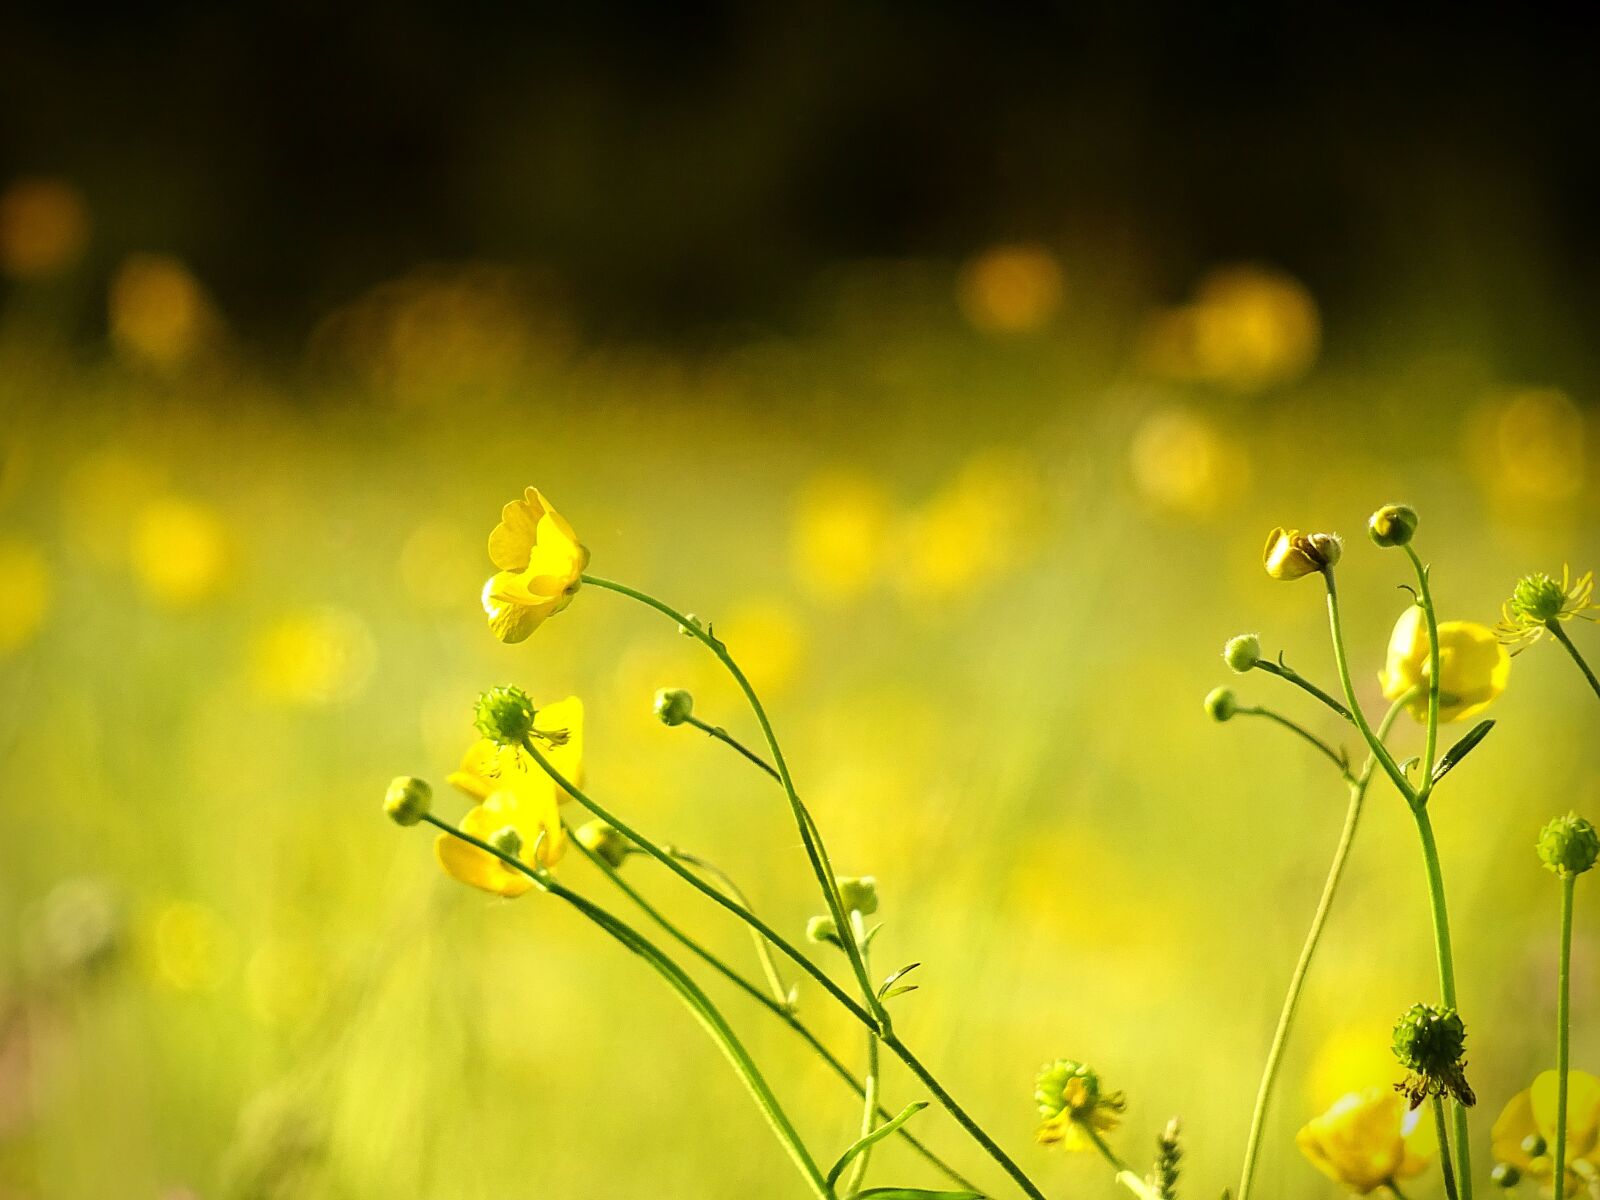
<box><xmin>1431</xmin><ymin>720</ymin><xmax>1495</xmax><ymax>785</ymax></box>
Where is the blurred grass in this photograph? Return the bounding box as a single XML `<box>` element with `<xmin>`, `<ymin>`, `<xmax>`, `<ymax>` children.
<box><xmin>1</xmin><ymin>239</ymin><xmax>1599</xmax><ymax>1200</ymax></box>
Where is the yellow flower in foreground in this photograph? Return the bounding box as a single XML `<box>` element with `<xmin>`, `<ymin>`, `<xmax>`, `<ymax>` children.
<box><xmin>1297</xmin><ymin>1089</ymin><xmax>1434</xmax><ymax>1194</ymax></box>
<box><xmin>1492</xmin><ymin>1070</ymin><xmax>1600</xmax><ymax>1194</ymax></box>
<box><xmin>1379</xmin><ymin>605</ymin><xmax>1510</xmax><ymax>723</ymax></box>
<box><xmin>435</xmin><ymin>697</ymin><xmax>583</xmax><ymax>897</ymax></box>
<box><xmin>481</xmin><ymin>487</ymin><xmax>588</xmax><ymax>643</ymax></box>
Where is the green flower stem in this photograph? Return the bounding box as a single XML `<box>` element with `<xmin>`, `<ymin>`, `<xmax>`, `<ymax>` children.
<box><xmin>566</xmin><ymin>829</ymin><xmax>980</xmax><ymax>1193</ymax></box>
<box><xmin>1555</xmin><ymin>872</ymin><xmax>1577</xmax><ymax>1200</ymax></box>
<box><xmin>1548</xmin><ymin>622</ymin><xmax>1600</xmax><ymax>706</ymax></box>
<box><xmin>666</xmin><ymin>845</ymin><xmax>794</xmax><ymax>1011</ymax></box>
<box><xmin>1433</xmin><ymin>1096</ymin><xmax>1461</xmax><ymax>1200</ymax></box>
<box><xmin>1411</xmin><ymin>803</ymin><xmax>1473</xmax><ymax>1199</ymax></box>
<box><xmin>516</xmin><ymin>737</ymin><xmax>1045</xmax><ymax>1200</ymax></box>
<box><xmin>582</xmin><ymin>572</ymin><xmax>886</xmax><ymax>1029</ymax></box>
<box><xmin>1386</xmin><ymin>1179</ymin><xmax>1410</xmax><ymax>1200</ymax></box>
<box><xmin>419</xmin><ymin>814</ymin><xmax>830</xmax><ymax>1198</ymax></box>
<box><xmin>1235</xmin><ymin>693</ymin><xmax>1411</xmax><ymax>1200</ymax></box>
<box><xmin>1236</xmin><ymin>705</ymin><xmax>1349</xmax><ymax>776</ymax></box>
<box><xmin>1250</xmin><ymin>659</ymin><xmax>1355</xmax><ymax>722</ymax></box>
<box><xmin>1402</xmin><ymin>546</ymin><xmax>1443</xmax><ymax>792</ymax></box>
<box><xmin>684</xmin><ymin>713</ymin><xmax>782</xmax><ymax>781</ymax></box>
<box><xmin>843</xmin><ymin>916</ymin><xmax>881</xmax><ymax>1198</ymax></box>
<box><xmin>1081</xmin><ymin>1124</ymin><xmax>1160</xmax><ymax>1200</ymax></box>
<box><xmin>1321</xmin><ymin>570</ymin><xmax>1416</xmax><ymax>804</ymax></box>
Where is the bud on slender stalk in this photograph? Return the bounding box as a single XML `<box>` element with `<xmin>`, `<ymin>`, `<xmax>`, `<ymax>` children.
<box><xmin>384</xmin><ymin>776</ymin><xmax>432</xmax><ymax>826</ymax></box>
<box><xmin>1368</xmin><ymin>504</ymin><xmax>1419</xmax><ymax>548</ymax></box>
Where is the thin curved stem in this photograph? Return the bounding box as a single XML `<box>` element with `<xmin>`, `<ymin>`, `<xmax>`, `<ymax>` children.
<box><xmin>1235</xmin><ymin>693</ymin><xmax>1410</xmax><ymax>1200</ymax></box>
<box><xmin>516</xmin><ymin>736</ymin><xmax>1042</xmax><ymax>1198</ymax></box>
<box><xmin>1556</xmin><ymin>873</ymin><xmax>1577</xmax><ymax>1200</ymax></box>
<box><xmin>567</xmin><ymin>830</ymin><xmax>979</xmax><ymax>1191</ymax></box>
<box><xmin>1403</xmin><ymin>547</ymin><xmax>1443</xmax><ymax>795</ymax></box>
<box><xmin>1549</xmin><ymin>623</ymin><xmax>1600</xmax><ymax>706</ymax></box>
<box><xmin>1322</xmin><ymin>570</ymin><xmax>1417</xmax><ymax>805</ymax></box>
<box><xmin>582</xmin><ymin>572</ymin><xmax>886</xmax><ymax>1028</ymax></box>
<box><xmin>1249</xmin><ymin>659</ymin><xmax>1354</xmax><ymax>722</ymax></box>
<box><xmin>843</xmin><ymin>920</ymin><xmax>880</xmax><ymax>1197</ymax></box>
<box><xmin>1081</xmin><ymin>1123</ymin><xmax>1159</xmax><ymax>1200</ymax></box>
<box><xmin>684</xmin><ymin>713</ymin><xmax>782</xmax><ymax>781</ymax></box>
<box><xmin>1237</xmin><ymin>706</ymin><xmax>1349</xmax><ymax>776</ymax></box>
<box><xmin>667</xmin><ymin>846</ymin><xmax>794</xmax><ymax>1010</ymax></box>
<box><xmin>420</xmin><ymin>814</ymin><xmax>829</xmax><ymax>1197</ymax></box>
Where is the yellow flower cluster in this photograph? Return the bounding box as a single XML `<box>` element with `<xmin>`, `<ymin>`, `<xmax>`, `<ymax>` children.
<box><xmin>1492</xmin><ymin>1071</ymin><xmax>1600</xmax><ymax>1194</ymax></box>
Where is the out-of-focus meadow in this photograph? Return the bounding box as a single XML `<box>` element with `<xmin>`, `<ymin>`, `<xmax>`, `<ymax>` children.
<box><xmin>3</xmin><ymin>12</ymin><xmax>1600</xmax><ymax>1198</ymax></box>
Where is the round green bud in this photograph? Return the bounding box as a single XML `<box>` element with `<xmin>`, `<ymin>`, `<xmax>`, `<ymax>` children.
<box><xmin>1223</xmin><ymin>634</ymin><xmax>1262</xmax><ymax>673</ymax></box>
<box><xmin>805</xmin><ymin>914</ymin><xmax>840</xmax><ymax>947</ymax></box>
<box><xmin>1520</xmin><ymin>1133</ymin><xmax>1547</xmax><ymax>1159</ymax></box>
<box><xmin>1537</xmin><ymin>812</ymin><xmax>1600</xmax><ymax>877</ymax></box>
<box><xmin>654</xmin><ymin>687</ymin><xmax>694</xmax><ymax>727</ymax></box>
<box><xmin>1204</xmin><ymin>686</ymin><xmax>1238</xmax><ymax>723</ymax></box>
<box><xmin>1392</xmin><ymin>1002</ymin><xmax>1468</xmax><ymax>1074</ymax></box>
<box><xmin>384</xmin><ymin>776</ymin><xmax>432</xmax><ymax>826</ymax></box>
<box><xmin>475</xmin><ymin>685</ymin><xmax>537</xmax><ymax>745</ymax></box>
<box><xmin>1368</xmin><ymin>504</ymin><xmax>1420</xmax><ymax>548</ymax></box>
<box><xmin>576</xmin><ymin>820</ymin><xmax>631</xmax><ymax>869</ymax></box>
<box><xmin>838</xmin><ymin>875</ymin><xmax>879</xmax><ymax>916</ymax></box>
<box><xmin>1509</xmin><ymin>573</ymin><xmax>1567</xmax><ymax>624</ymax></box>
<box><xmin>1491</xmin><ymin>1163</ymin><xmax>1521</xmax><ymax>1189</ymax></box>
<box><xmin>488</xmin><ymin>825</ymin><xmax>524</xmax><ymax>859</ymax></box>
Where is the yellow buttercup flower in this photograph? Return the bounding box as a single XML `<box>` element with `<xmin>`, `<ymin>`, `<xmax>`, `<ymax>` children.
<box><xmin>481</xmin><ymin>487</ymin><xmax>588</xmax><ymax>643</ymax></box>
<box><xmin>1379</xmin><ymin>605</ymin><xmax>1510</xmax><ymax>723</ymax></box>
<box><xmin>1263</xmin><ymin>527</ymin><xmax>1342</xmax><ymax>580</ymax></box>
<box><xmin>435</xmin><ymin>697</ymin><xmax>583</xmax><ymax>896</ymax></box>
<box><xmin>1297</xmin><ymin>1089</ymin><xmax>1434</xmax><ymax>1194</ymax></box>
<box><xmin>1492</xmin><ymin>1070</ymin><xmax>1600</xmax><ymax>1195</ymax></box>
<box><xmin>1034</xmin><ymin>1060</ymin><xmax>1125</xmax><ymax>1151</ymax></box>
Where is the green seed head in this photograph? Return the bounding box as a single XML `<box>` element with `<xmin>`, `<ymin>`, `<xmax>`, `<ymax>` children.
<box><xmin>1537</xmin><ymin>812</ymin><xmax>1600</xmax><ymax>876</ymax></box>
<box><xmin>1392</xmin><ymin>1003</ymin><xmax>1468</xmax><ymax>1075</ymax></box>
<box><xmin>475</xmin><ymin>685</ymin><xmax>537</xmax><ymax>745</ymax></box>
<box><xmin>1509</xmin><ymin>573</ymin><xmax>1568</xmax><ymax>624</ymax></box>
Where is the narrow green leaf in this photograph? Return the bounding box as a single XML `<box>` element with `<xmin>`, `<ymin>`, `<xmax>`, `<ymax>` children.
<box><xmin>876</xmin><ymin>962</ymin><xmax>922</xmax><ymax>999</ymax></box>
<box><xmin>881</xmin><ymin>984</ymin><xmax>920</xmax><ymax>1000</ymax></box>
<box><xmin>824</xmin><ymin>1102</ymin><xmax>931</xmax><ymax>1191</ymax></box>
<box><xmin>1432</xmin><ymin>719</ymin><xmax>1495</xmax><ymax>784</ymax></box>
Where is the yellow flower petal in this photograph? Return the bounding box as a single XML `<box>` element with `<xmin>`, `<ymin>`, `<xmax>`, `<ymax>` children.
<box><xmin>435</xmin><ymin>789</ymin><xmax>565</xmax><ymax>897</ymax></box>
<box><xmin>533</xmin><ymin>696</ymin><xmax>585</xmax><ymax>794</ymax></box>
<box><xmin>1380</xmin><ymin>607</ymin><xmax>1510</xmax><ymax>723</ymax></box>
<box><xmin>1492</xmin><ymin>1088</ymin><xmax>1538</xmax><ymax>1171</ymax></box>
<box><xmin>1532</xmin><ymin>1070</ymin><xmax>1600</xmax><ymax>1160</ymax></box>
<box><xmin>1297</xmin><ymin>1089</ymin><xmax>1420</xmax><ymax>1194</ymax></box>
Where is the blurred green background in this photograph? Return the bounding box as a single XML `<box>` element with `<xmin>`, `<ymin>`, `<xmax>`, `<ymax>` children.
<box><xmin>2</xmin><ymin>6</ymin><xmax>1599</xmax><ymax>1199</ymax></box>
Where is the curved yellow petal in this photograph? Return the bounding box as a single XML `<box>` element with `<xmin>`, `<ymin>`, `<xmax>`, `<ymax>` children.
<box><xmin>483</xmin><ymin>573</ymin><xmax>560</xmax><ymax>644</ymax></box>
<box><xmin>1492</xmin><ymin>1088</ymin><xmax>1539</xmax><ymax>1171</ymax></box>
<box><xmin>1531</xmin><ymin>1071</ymin><xmax>1600</xmax><ymax>1159</ymax></box>
<box><xmin>1432</xmin><ymin>620</ymin><xmax>1510</xmax><ymax>723</ymax></box>
<box><xmin>487</xmin><ymin>487</ymin><xmax>550</xmax><ymax>571</ymax></box>
<box><xmin>534</xmin><ymin>696</ymin><xmax>585</xmax><ymax>794</ymax></box>
<box><xmin>1296</xmin><ymin>1090</ymin><xmax>1411</xmax><ymax>1195</ymax></box>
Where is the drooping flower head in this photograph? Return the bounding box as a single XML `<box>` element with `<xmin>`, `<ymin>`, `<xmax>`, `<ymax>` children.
<box><xmin>1392</xmin><ymin>1003</ymin><xmax>1475</xmax><ymax>1110</ymax></box>
<box><xmin>1379</xmin><ymin>605</ymin><xmax>1510</xmax><ymax>723</ymax></box>
<box><xmin>1034</xmin><ymin>1059</ymin><xmax>1126</xmax><ymax>1150</ymax></box>
<box><xmin>1264</xmin><ymin>527</ymin><xmax>1343</xmax><ymax>580</ymax></box>
<box><xmin>1492</xmin><ymin>1071</ymin><xmax>1600</xmax><ymax>1195</ymax></box>
<box><xmin>1297</xmin><ymin>1089</ymin><xmax>1434</xmax><ymax>1194</ymax></box>
<box><xmin>1497</xmin><ymin>566</ymin><xmax>1597</xmax><ymax>652</ymax></box>
<box><xmin>435</xmin><ymin>696</ymin><xmax>585</xmax><ymax>897</ymax></box>
<box><xmin>482</xmin><ymin>487</ymin><xmax>589</xmax><ymax>643</ymax></box>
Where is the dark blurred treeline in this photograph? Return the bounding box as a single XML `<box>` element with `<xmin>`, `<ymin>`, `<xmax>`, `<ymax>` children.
<box><xmin>1</xmin><ymin>1</ymin><xmax>1595</xmax><ymax>375</ymax></box>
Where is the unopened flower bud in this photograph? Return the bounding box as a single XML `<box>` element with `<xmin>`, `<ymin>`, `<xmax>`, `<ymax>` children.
<box><xmin>1368</xmin><ymin>504</ymin><xmax>1419</xmax><ymax>548</ymax></box>
<box><xmin>805</xmin><ymin>914</ymin><xmax>840</xmax><ymax>947</ymax></box>
<box><xmin>1520</xmin><ymin>1134</ymin><xmax>1547</xmax><ymax>1158</ymax></box>
<box><xmin>1223</xmin><ymin>634</ymin><xmax>1262</xmax><ymax>673</ymax></box>
<box><xmin>654</xmin><ymin>687</ymin><xmax>694</xmax><ymax>727</ymax></box>
<box><xmin>488</xmin><ymin>825</ymin><xmax>524</xmax><ymax>859</ymax></box>
<box><xmin>1264</xmin><ymin>527</ymin><xmax>1342</xmax><ymax>580</ymax></box>
<box><xmin>1491</xmin><ymin>1163</ymin><xmax>1521</xmax><ymax>1189</ymax></box>
<box><xmin>1537</xmin><ymin>812</ymin><xmax>1600</xmax><ymax>877</ymax></box>
<box><xmin>1204</xmin><ymin>687</ymin><xmax>1238</xmax><ymax>723</ymax></box>
<box><xmin>384</xmin><ymin>776</ymin><xmax>432</xmax><ymax>826</ymax></box>
<box><xmin>475</xmin><ymin>685</ymin><xmax>537</xmax><ymax>745</ymax></box>
<box><xmin>838</xmin><ymin>876</ymin><xmax>878</xmax><ymax>916</ymax></box>
<box><xmin>576</xmin><ymin>820</ymin><xmax>631</xmax><ymax>869</ymax></box>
